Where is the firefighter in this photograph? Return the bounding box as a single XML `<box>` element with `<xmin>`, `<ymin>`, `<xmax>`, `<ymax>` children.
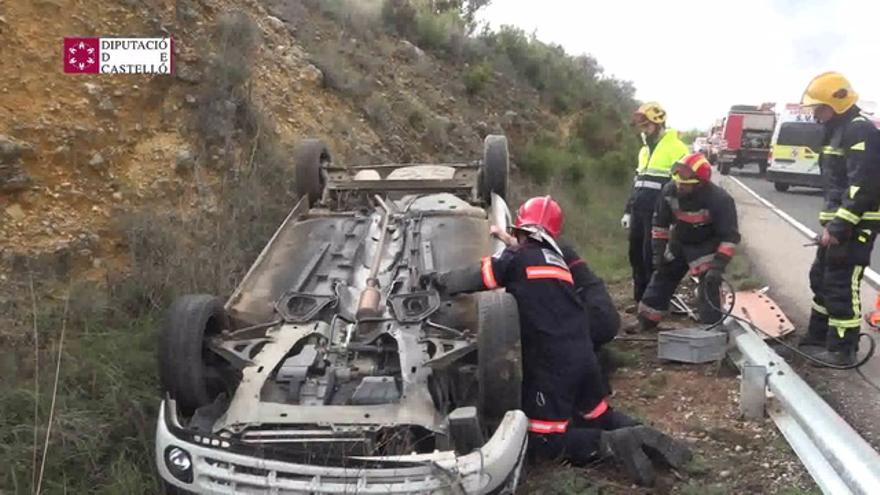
<box><xmin>425</xmin><ymin>196</ymin><xmax>692</xmax><ymax>486</ymax></box>
<box><xmin>636</xmin><ymin>153</ymin><xmax>740</xmax><ymax>330</ymax></box>
<box><xmin>797</xmin><ymin>72</ymin><xmax>880</xmax><ymax>366</ymax></box>
<box><xmin>624</xmin><ymin>102</ymin><xmax>690</xmax><ymax>305</ymax></box>
<box><xmin>490</xmin><ymin>197</ymin><xmax>620</xmax><ymax>348</ymax></box>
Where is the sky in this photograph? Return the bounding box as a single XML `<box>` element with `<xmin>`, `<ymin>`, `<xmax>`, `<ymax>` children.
<box><xmin>478</xmin><ymin>0</ymin><xmax>880</xmax><ymax>130</ymax></box>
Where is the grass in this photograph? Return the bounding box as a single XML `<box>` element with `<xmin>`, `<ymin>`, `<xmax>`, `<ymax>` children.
<box><xmin>0</xmin><ymin>292</ymin><xmax>161</xmax><ymax>494</ymax></box>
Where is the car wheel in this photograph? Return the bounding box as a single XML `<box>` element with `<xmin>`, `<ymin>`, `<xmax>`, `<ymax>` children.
<box><xmin>159</xmin><ymin>294</ymin><xmax>230</xmax><ymax>415</ymax></box>
<box><xmin>479</xmin><ymin>135</ymin><xmax>509</xmax><ymax>203</ymax></box>
<box><xmin>476</xmin><ymin>291</ymin><xmax>522</xmax><ymax>429</ymax></box>
<box><xmin>294</xmin><ymin>138</ymin><xmax>331</xmax><ymax>205</ymax></box>
<box><xmin>719</xmin><ymin>161</ymin><xmax>731</xmax><ymax>175</ymax></box>
<box><xmin>774</xmin><ymin>182</ymin><xmax>790</xmax><ymax>192</ymax></box>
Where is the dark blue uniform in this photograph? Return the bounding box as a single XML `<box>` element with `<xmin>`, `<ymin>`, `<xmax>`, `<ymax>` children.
<box><xmin>439</xmin><ymin>238</ymin><xmax>635</xmax><ymax>464</ymax></box>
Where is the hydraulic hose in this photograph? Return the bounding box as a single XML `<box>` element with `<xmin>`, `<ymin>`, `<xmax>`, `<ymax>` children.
<box><xmin>701</xmin><ymin>276</ymin><xmax>876</xmax><ymax>371</ymax></box>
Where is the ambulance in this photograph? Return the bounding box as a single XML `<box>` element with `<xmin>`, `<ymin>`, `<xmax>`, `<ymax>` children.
<box><xmin>767</xmin><ymin>102</ymin><xmax>879</xmax><ymax>192</ymax></box>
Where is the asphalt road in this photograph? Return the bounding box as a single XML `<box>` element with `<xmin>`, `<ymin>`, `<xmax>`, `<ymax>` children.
<box><xmin>729</xmin><ymin>168</ymin><xmax>880</xmax><ymax>274</ymax></box>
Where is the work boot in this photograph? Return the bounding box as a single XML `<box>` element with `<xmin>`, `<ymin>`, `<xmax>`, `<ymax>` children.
<box><xmin>635</xmin><ymin>426</ymin><xmax>693</xmax><ymax>469</ymax></box>
<box><xmin>809</xmin><ymin>348</ymin><xmax>857</xmax><ymax>367</ymax></box>
<box><xmin>810</xmin><ymin>328</ymin><xmax>860</xmax><ymax>367</ymax></box>
<box><xmin>599</xmin><ymin>425</ymin><xmax>693</xmax><ymax>487</ymax></box>
<box><xmin>599</xmin><ymin>428</ymin><xmax>655</xmax><ymax>486</ymax></box>
<box><xmin>623</xmin><ymin>315</ymin><xmax>659</xmax><ymax>334</ymax></box>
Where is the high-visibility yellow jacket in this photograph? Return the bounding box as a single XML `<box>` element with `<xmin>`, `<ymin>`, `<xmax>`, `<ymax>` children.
<box><xmin>636</xmin><ymin>128</ymin><xmax>689</xmax><ymax>179</ymax></box>
<box><xmin>625</xmin><ymin>129</ymin><xmax>688</xmax><ymax>213</ymax></box>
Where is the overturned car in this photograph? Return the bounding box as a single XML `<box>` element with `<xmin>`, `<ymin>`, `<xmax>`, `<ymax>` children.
<box><xmin>155</xmin><ymin>136</ymin><xmax>528</xmax><ymax>494</ymax></box>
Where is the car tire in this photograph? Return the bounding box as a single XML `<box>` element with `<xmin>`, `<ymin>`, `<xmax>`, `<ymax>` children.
<box><xmin>294</xmin><ymin>138</ymin><xmax>331</xmax><ymax>205</ymax></box>
<box><xmin>476</xmin><ymin>291</ymin><xmax>522</xmax><ymax>429</ymax></box>
<box><xmin>159</xmin><ymin>295</ymin><xmax>230</xmax><ymax>415</ymax></box>
<box><xmin>480</xmin><ymin>135</ymin><xmax>509</xmax><ymax>203</ymax></box>
<box><xmin>719</xmin><ymin>161</ymin><xmax>731</xmax><ymax>175</ymax></box>
<box><xmin>774</xmin><ymin>182</ymin><xmax>790</xmax><ymax>192</ymax></box>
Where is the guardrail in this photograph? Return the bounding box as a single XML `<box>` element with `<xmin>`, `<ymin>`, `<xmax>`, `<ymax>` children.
<box><xmin>728</xmin><ymin>320</ymin><xmax>880</xmax><ymax>495</ymax></box>
<box><xmin>725</xmin><ymin>176</ymin><xmax>880</xmax><ymax>494</ymax></box>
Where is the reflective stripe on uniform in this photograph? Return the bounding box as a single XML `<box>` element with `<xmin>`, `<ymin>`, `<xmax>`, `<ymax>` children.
<box><xmin>634</xmin><ymin>180</ymin><xmax>664</xmax><ymax>190</ymax></box>
<box><xmin>819</xmin><ymin>211</ymin><xmax>836</xmax><ymax>222</ymax></box>
<box><xmin>688</xmin><ymin>253</ymin><xmax>716</xmax><ymax>274</ymax></box>
<box><xmin>851</xmin><ymin>141</ymin><xmax>866</xmax><ymax>151</ymax></box>
<box><xmin>528</xmin><ymin>418</ymin><xmax>569</xmax><ymax>434</ymax></box>
<box><xmin>583</xmin><ymin>399</ymin><xmax>609</xmax><ymax>420</ymax></box>
<box><xmin>652</xmin><ymin>227</ymin><xmax>670</xmax><ymax>240</ymax></box>
<box><xmin>851</xmin><ymin>265</ymin><xmax>864</xmax><ymax>322</ymax></box>
<box><xmin>849</xmin><ymin>186</ymin><xmax>861</xmax><ymax>199</ymax></box>
<box><xmin>674</xmin><ymin>209</ymin><xmax>711</xmax><ymax>224</ymax></box>
<box><xmin>835</xmin><ymin>207</ymin><xmax>861</xmax><ymax>225</ymax></box>
<box><xmin>481</xmin><ymin>256</ymin><xmax>498</xmax><ymax>289</ymax></box>
<box><xmin>526</xmin><ymin>265</ymin><xmax>574</xmax><ymax>284</ymax></box>
<box><xmin>822</xmin><ymin>146</ymin><xmax>844</xmax><ymax>156</ymax></box>
<box><xmin>812</xmin><ymin>301</ymin><xmax>828</xmax><ymax>315</ymax></box>
<box><xmin>717</xmin><ymin>242</ymin><xmax>736</xmax><ymax>257</ymax></box>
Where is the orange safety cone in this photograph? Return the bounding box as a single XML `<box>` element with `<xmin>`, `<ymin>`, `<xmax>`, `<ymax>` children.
<box><xmin>868</xmin><ymin>294</ymin><xmax>880</xmax><ymax>328</ymax></box>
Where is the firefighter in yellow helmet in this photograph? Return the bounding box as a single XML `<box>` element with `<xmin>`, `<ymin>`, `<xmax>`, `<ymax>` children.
<box><xmin>623</xmin><ymin>102</ymin><xmax>689</xmax><ymax>305</ymax></box>
<box><xmin>799</xmin><ymin>72</ymin><xmax>880</xmax><ymax>366</ymax></box>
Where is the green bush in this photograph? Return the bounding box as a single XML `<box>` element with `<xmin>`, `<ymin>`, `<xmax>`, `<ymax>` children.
<box><xmin>463</xmin><ymin>62</ymin><xmax>492</xmax><ymax>95</ymax></box>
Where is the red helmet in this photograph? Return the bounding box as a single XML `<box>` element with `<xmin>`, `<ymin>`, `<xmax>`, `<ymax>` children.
<box><xmin>674</xmin><ymin>152</ymin><xmax>712</xmax><ymax>184</ymax></box>
<box><xmin>515</xmin><ymin>196</ymin><xmax>563</xmax><ymax>238</ymax></box>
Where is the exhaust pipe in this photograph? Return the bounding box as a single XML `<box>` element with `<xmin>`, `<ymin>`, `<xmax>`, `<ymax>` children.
<box><xmin>357</xmin><ymin>196</ymin><xmax>392</xmax><ymax>320</ymax></box>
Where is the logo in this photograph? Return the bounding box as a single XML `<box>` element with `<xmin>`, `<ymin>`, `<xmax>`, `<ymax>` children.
<box><xmin>64</xmin><ymin>38</ymin><xmax>100</xmax><ymax>74</ymax></box>
<box><xmin>63</xmin><ymin>37</ymin><xmax>172</xmax><ymax>75</ymax></box>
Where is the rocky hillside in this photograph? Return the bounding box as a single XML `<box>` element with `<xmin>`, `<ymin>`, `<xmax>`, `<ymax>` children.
<box><xmin>1</xmin><ymin>1</ymin><xmax>639</xmax><ymax>492</ymax></box>
<box><xmin>0</xmin><ymin>0</ymin><xmax>560</xmax><ymax>285</ymax></box>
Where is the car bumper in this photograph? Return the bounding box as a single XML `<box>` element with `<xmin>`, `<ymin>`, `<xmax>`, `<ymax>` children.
<box><xmin>766</xmin><ymin>169</ymin><xmax>822</xmax><ymax>188</ymax></box>
<box><xmin>156</xmin><ymin>401</ymin><xmax>528</xmax><ymax>494</ymax></box>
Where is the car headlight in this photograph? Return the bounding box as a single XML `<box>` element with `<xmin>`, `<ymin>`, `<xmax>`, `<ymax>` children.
<box><xmin>165</xmin><ymin>446</ymin><xmax>193</xmax><ymax>483</ymax></box>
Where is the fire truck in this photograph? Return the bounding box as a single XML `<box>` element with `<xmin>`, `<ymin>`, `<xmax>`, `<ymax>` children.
<box><xmin>716</xmin><ymin>104</ymin><xmax>778</xmax><ymax>176</ymax></box>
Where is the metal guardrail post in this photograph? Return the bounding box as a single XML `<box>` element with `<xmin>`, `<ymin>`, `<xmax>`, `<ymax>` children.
<box><xmin>729</xmin><ymin>320</ymin><xmax>880</xmax><ymax>495</ymax></box>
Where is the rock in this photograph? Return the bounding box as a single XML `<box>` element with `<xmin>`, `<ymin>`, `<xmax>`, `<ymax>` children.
<box><xmin>175</xmin><ymin>63</ymin><xmax>201</xmax><ymax>83</ymax></box>
<box><xmin>98</xmin><ymin>97</ymin><xmax>115</xmax><ymax>112</ymax></box>
<box><xmin>0</xmin><ymin>165</ymin><xmax>32</xmax><ymax>192</ymax></box>
<box><xmin>299</xmin><ymin>64</ymin><xmax>323</xmax><ymax>85</ymax></box>
<box><xmin>5</xmin><ymin>204</ymin><xmax>25</xmax><ymax>221</ymax></box>
<box><xmin>84</xmin><ymin>82</ymin><xmax>101</xmax><ymax>95</ymax></box>
<box><xmin>111</xmin><ymin>192</ymin><xmax>123</xmax><ymax>201</ymax></box>
<box><xmin>0</xmin><ymin>135</ymin><xmax>34</xmax><ymax>162</ymax></box>
<box><xmin>175</xmin><ymin>148</ymin><xmax>195</xmax><ymax>172</ymax></box>
<box><xmin>398</xmin><ymin>40</ymin><xmax>425</xmax><ymax>62</ymax></box>
<box><xmin>720</xmin><ymin>470</ymin><xmax>731</xmax><ymax>478</ymax></box>
<box><xmin>89</xmin><ymin>152</ymin><xmax>105</xmax><ymax>168</ymax></box>
<box><xmin>184</xmin><ymin>94</ymin><xmax>197</xmax><ymax>105</ymax></box>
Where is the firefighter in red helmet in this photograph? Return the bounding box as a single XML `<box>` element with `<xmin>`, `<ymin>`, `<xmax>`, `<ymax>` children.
<box><xmin>423</xmin><ymin>196</ymin><xmax>691</xmax><ymax>486</ymax></box>
<box><xmin>636</xmin><ymin>153</ymin><xmax>741</xmax><ymax>330</ymax></box>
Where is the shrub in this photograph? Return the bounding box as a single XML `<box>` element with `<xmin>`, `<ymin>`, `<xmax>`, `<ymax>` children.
<box><xmin>463</xmin><ymin>62</ymin><xmax>492</xmax><ymax>95</ymax></box>
<box><xmin>310</xmin><ymin>50</ymin><xmax>370</xmax><ymax>97</ymax></box>
<box><xmin>363</xmin><ymin>94</ymin><xmax>393</xmax><ymax>129</ymax></box>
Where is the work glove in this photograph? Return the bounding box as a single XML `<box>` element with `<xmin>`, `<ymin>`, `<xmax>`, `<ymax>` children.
<box><xmin>599</xmin><ymin>425</ymin><xmax>693</xmax><ymax>487</ymax></box>
<box><xmin>419</xmin><ymin>273</ymin><xmax>446</xmax><ymax>294</ymax></box>
<box><xmin>620</xmin><ymin>213</ymin><xmax>631</xmax><ymax>230</ymax></box>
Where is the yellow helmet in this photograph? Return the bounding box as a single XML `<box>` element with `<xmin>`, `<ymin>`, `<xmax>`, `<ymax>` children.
<box><xmin>801</xmin><ymin>72</ymin><xmax>859</xmax><ymax>114</ymax></box>
<box><xmin>634</xmin><ymin>101</ymin><xmax>667</xmax><ymax>125</ymax></box>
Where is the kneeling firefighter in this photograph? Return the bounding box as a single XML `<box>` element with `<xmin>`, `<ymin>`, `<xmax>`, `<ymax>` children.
<box><xmin>636</xmin><ymin>153</ymin><xmax>741</xmax><ymax>330</ymax></box>
<box><xmin>798</xmin><ymin>72</ymin><xmax>880</xmax><ymax>366</ymax></box>
<box><xmin>423</xmin><ymin>196</ymin><xmax>692</xmax><ymax>486</ymax></box>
